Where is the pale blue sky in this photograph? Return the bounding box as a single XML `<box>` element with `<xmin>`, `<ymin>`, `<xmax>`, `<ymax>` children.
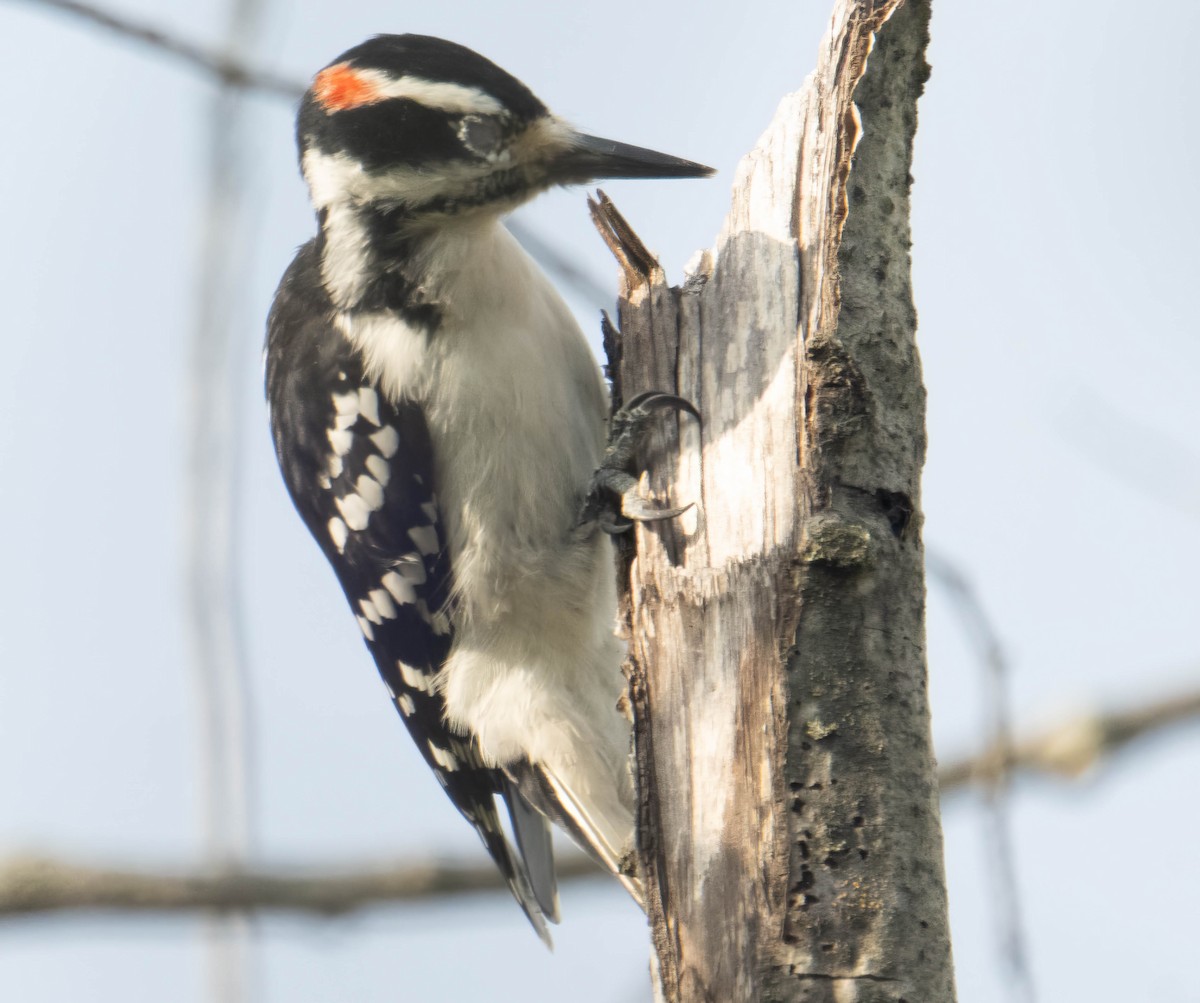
<box><xmin>2</xmin><ymin>1</ymin><xmax>1199</xmax><ymax>1001</ymax></box>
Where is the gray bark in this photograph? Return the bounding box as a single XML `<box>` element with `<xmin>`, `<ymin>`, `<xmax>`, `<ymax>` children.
<box><xmin>592</xmin><ymin>1</ymin><xmax>954</xmax><ymax>999</ymax></box>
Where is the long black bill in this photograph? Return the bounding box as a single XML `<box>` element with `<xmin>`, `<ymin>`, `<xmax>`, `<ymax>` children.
<box><xmin>552</xmin><ymin>132</ymin><xmax>715</xmax><ymax>183</ymax></box>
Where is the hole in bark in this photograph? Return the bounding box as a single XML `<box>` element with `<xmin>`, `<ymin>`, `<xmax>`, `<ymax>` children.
<box><xmin>791</xmin><ymin>799</ymin><xmax>806</xmax><ymax>814</ymax></box>
<box><xmin>783</xmin><ymin>932</ymin><xmax>799</xmax><ymax>945</ymax></box>
<box><xmin>876</xmin><ymin>488</ymin><xmax>912</xmax><ymax>536</ymax></box>
<box><xmin>823</xmin><ymin>856</ymin><xmax>839</xmax><ymax>869</ymax></box>
<box><xmin>920</xmin><ymin>920</ymin><xmax>929</xmax><ymax>929</ymax></box>
<box><xmin>808</xmin><ymin>782</ymin><xmax>823</xmax><ymax>790</ymax></box>
<box><xmin>796</xmin><ymin>868</ymin><xmax>814</xmax><ymax>890</ymax></box>
<box><xmin>859</xmin><ymin>849</ymin><xmax>869</xmax><ymax>860</ymax></box>
<box><xmin>820</xmin><ymin>943</ymin><xmax>835</xmax><ymax>952</ymax></box>
<box><xmin>789</xmin><ymin>781</ymin><xmax>803</xmax><ymax>791</ymax></box>
<box><xmin>798</xmin><ymin>840</ymin><xmax>809</xmax><ymax>860</ymax></box>
<box><xmin>800</xmin><ymin>741</ymin><xmax>812</xmax><ymax>751</ymax></box>
<box><xmin>852</xmin><ymin>815</ymin><xmax>865</xmax><ymax>827</ymax></box>
<box><xmin>802</xmin><ymin>894</ymin><xmax>820</xmax><ymax>908</ymax></box>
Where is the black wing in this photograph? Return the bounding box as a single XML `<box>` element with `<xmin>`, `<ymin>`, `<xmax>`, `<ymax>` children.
<box><xmin>265</xmin><ymin>240</ymin><xmax>555</xmax><ymax>939</ymax></box>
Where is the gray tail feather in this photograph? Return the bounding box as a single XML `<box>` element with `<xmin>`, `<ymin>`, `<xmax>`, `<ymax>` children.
<box><xmin>501</xmin><ymin>776</ymin><xmax>561</xmax><ymax>923</ymax></box>
<box><xmin>502</xmin><ymin>760</ymin><xmax>645</xmax><ymax>911</ymax></box>
<box><xmin>498</xmin><ymin>835</ymin><xmax>554</xmax><ymax>948</ymax></box>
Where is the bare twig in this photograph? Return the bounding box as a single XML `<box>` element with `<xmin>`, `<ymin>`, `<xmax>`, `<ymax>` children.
<box><xmin>0</xmin><ymin>854</ymin><xmax>604</xmax><ymax>919</ymax></box>
<box><xmin>2</xmin><ymin>687</ymin><xmax>1196</xmax><ymax>919</ymax></box>
<box><xmin>181</xmin><ymin>0</ymin><xmax>271</xmax><ymax>997</ymax></box>
<box><xmin>926</xmin><ymin>550</ymin><xmax>1036</xmax><ymax>1003</ymax></box>
<box><xmin>938</xmin><ymin>685</ymin><xmax>1200</xmax><ymax>792</ymax></box>
<box><xmin>12</xmin><ymin>0</ymin><xmax>304</xmax><ymax>96</ymax></box>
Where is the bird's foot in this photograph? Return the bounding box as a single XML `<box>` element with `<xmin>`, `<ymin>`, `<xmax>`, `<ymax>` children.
<box><xmin>580</xmin><ymin>391</ymin><xmax>700</xmax><ymax>534</ymax></box>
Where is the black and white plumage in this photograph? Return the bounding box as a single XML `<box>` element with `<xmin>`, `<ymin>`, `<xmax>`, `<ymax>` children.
<box><xmin>265</xmin><ymin>34</ymin><xmax>710</xmax><ymax>941</ymax></box>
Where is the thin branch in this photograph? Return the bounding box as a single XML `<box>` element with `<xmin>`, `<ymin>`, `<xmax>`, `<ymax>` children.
<box><xmin>182</xmin><ymin>0</ymin><xmax>270</xmax><ymax>994</ymax></box>
<box><xmin>3</xmin><ymin>684</ymin><xmax>1197</xmax><ymax>921</ymax></box>
<box><xmin>926</xmin><ymin>550</ymin><xmax>1036</xmax><ymax>1003</ymax></box>
<box><xmin>0</xmin><ymin>854</ymin><xmax>604</xmax><ymax>919</ymax></box>
<box><xmin>938</xmin><ymin>685</ymin><xmax>1200</xmax><ymax>792</ymax></box>
<box><xmin>11</xmin><ymin>0</ymin><xmax>304</xmax><ymax>97</ymax></box>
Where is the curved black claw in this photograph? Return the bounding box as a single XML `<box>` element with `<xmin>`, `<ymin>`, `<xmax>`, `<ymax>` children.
<box><xmin>579</xmin><ymin>390</ymin><xmax>701</xmax><ymax>535</ymax></box>
<box><xmin>621</xmin><ymin>390</ymin><xmax>702</xmax><ymax>423</ymax></box>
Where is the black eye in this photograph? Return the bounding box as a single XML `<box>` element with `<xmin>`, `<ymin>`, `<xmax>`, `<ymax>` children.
<box><xmin>458</xmin><ymin>115</ymin><xmax>504</xmax><ymax>157</ymax></box>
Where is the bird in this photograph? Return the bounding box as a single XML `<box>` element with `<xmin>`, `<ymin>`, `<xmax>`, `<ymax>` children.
<box><xmin>265</xmin><ymin>34</ymin><xmax>711</xmax><ymax>943</ymax></box>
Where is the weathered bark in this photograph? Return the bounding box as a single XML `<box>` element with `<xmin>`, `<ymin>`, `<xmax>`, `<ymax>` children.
<box><xmin>592</xmin><ymin>1</ymin><xmax>953</xmax><ymax>999</ymax></box>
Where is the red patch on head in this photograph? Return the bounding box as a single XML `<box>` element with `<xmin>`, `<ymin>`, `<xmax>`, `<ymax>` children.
<box><xmin>313</xmin><ymin>63</ymin><xmax>382</xmax><ymax>112</ymax></box>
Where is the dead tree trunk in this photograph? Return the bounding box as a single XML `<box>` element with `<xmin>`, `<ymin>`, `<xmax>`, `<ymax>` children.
<box><xmin>592</xmin><ymin>1</ymin><xmax>954</xmax><ymax>1000</ymax></box>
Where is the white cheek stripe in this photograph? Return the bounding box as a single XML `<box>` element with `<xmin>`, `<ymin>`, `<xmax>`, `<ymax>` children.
<box><xmin>338</xmin><ymin>68</ymin><xmax>504</xmax><ymax>116</ymax></box>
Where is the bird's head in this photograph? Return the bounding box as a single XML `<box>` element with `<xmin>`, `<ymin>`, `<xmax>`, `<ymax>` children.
<box><xmin>297</xmin><ymin>34</ymin><xmax>713</xmax><ymax>226</ymax></box>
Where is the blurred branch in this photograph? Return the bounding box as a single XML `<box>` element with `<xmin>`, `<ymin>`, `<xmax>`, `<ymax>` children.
<box><xmin>938</xmin><ymin>686</ymin><xmax>1200</xmax><ymax>792</ymax></box>
<box><xmin>0</xmin><ymin>854</ymin><xmax>604</xmax><ymax>919</ymax></box>
<box><xmin>3</xmin><ymin>685</ymin><xmax>1197</xmax><ymax>919</ymax></box>
<box><xmin>1060</xmin><ymin>389</ymin><xmax>1200</xmax><ymax>521</ymax></box>
<box><xmin>12</xmin><ymin>0</ymin><xmax>304</xmax><ymax>96</ymax></box>
<box><xmin>926</xmin><ymin>549</ymin><xmax>1035</xmax><ymax>1003</ymax></box>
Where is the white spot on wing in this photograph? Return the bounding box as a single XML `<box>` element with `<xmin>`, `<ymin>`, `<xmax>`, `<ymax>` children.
<box><xmin>359</xmin><ymin>596</ymin><xmax>383</xmax><ymax>625</ymax></box>
<box><xmin>380</xmin><ymin>571</ymin><xmax>416</xmax><ymax>605</ymax></box>
<box><xmin>336</xmin><ymin>493</ymin><xmax>372</xmax><ymax>531</ymax></box>
<box><xmin>332</xmin><ymin>392</ymin><xmax>358</xmax><ymax>415</ymax></box>
<box><xmin>370</xmin><ymin>426</ymin><xmax>400</xmax><ymax>458</ymax></box>
<box><xmin>327</xmin><ymin>516</ymin><xmax>349</xmax><ymax>553</ymax></box>
<box><xmin>408</xmin><ymin>525</ymin><xmax>439</xmax><ymax>555</ymax></box>
<box><xmin>368</xmin><ymin>587</ymin><xmax>397</xmax><ymax>620</ymax></box>
<box><xmin>398</xmin><ymin>661</ymin><xmax>434</xmax><ymax>693</ymax></box>
<box><xmin>327</xmin><ymin>453</ymin><xmax>344</xmax><ymax>480</ymax></box>
<box><xmin>356</xmin><ymin>615</ymin><xmax>375</xmax><ymax>641</ymax></box>
<box><xmin>428</xmin><ymin>742</ymin><xmax>460</xmax><ymax>771</ymax></box>
<box><xmin>355</xmin><ymin>475</ymin><xmax>385</xmax><ymax>511</ymax></box>
<box><xmin>396</xmin><ymin>693</ymin><xmax>415</xmax><ymax>715</ymax></box>
<box><xmin>327</xmin><ymin>427</ymin><xmax>353</xmax><ymax>456</ymax></box>
<box><xmin>365</xmin><ymin>453</ymin><xmax>390</xmax><ymax>486</ymax></box>
<box><xmin>420</xmin><ymin>501</ymin><xmax>438</xmax><ymax>522</ymax></box>
<box><xmin>357</xmin><ymin>387</ymin><xmax>381</xmax><ymax>426</ymax></box>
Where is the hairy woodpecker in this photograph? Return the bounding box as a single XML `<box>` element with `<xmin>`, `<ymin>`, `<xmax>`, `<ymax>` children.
<box><xmin>266</xmin><ymin>34</ymin><xmax>711</xmax><ymax>942</ymax></box>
